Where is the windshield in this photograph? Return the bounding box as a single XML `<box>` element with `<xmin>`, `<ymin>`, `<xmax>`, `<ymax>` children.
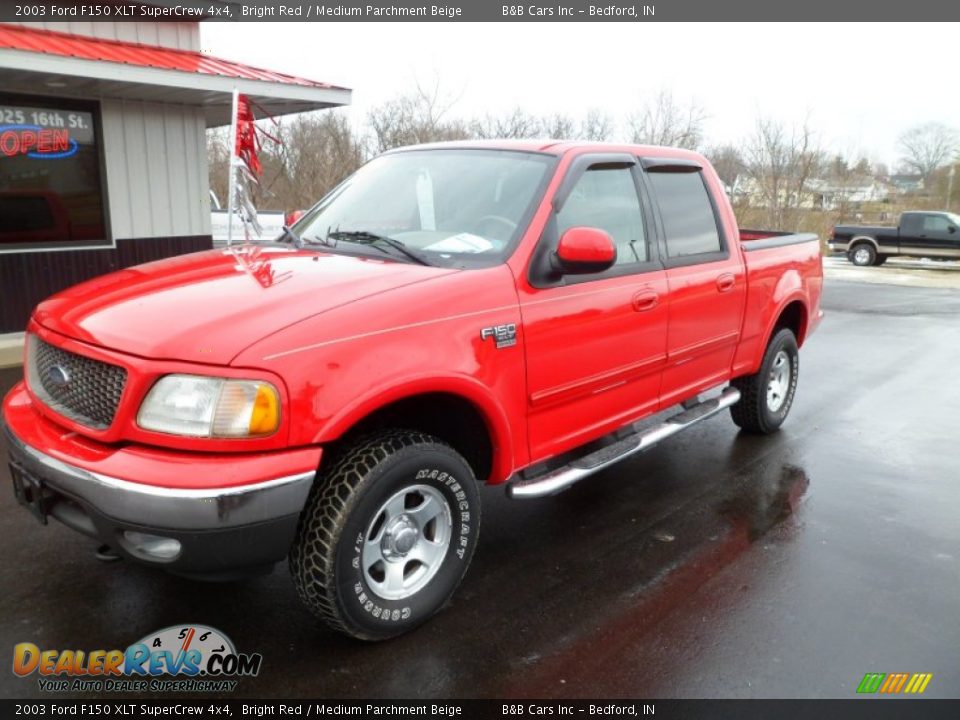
<box><xmin>948</xmin><ymin>213</ymin><xmax>960</xmax><ymax>226</ymax></box>
<box><xmin>292</xmin><ymin>149</ymin><xmax>556</xmax><ymax>267</ymax></box>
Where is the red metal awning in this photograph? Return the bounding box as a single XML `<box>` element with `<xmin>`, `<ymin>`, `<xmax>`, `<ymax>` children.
<box><xmin>0</xmin><ymin>23</ymin><xmax>343</xmax><ymax>90</ymax></box>
<box><xmin>0</xmin><ymin>23</ymin><xmax>350</xmax><ymax>125</ymax></box>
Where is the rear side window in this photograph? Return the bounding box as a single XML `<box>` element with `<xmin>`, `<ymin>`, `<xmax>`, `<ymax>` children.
<box><xmin>648</xmin><ymin>171</ymin><xmax>723</xmax><ymax>258</ymax></box>
<box><xmin>901</xmin><ymin>214</ymin><xmax>922</xmax><ymax>235</ymax></box>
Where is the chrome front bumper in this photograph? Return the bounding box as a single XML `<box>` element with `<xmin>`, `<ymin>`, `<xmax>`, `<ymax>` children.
<box><xmin>4</xmin><ymin>423</ymin><xmax>315</xmax><ymax>531</ymax></box>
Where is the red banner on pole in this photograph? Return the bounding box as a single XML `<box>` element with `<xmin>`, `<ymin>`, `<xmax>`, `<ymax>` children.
<box><xmin>229</xmin><ymin>93</ymin><xmax>280</xmax><ymax>242</ymax></box>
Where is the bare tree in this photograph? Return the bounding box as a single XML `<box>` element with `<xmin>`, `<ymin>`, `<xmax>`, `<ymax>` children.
<box><xmin>705</xmin><ymin>144</ymin><xmax>746</xmax><ymax>193</ymax></box>
<box><xmin>207</xmin><ymin>127</ymin><xmax>231</xmax><ymax>208</ymax></box>
<box><xmin>580</xmin><ymin>108</ymin><xmax>614</xmax><ymax>142</ymax></box>
<box><xmin>897</xmin><ymin>122</ymin><xmax>958</xmax><ymax>181</ymax></box>
<box><xmin>272</xmin><ymin>112</ymin><xmax>364</xmax><ymax>210</ymax></box>
<box><xmin>366</xmin><ymin>82</ymin><xmax>470</xmax><ymax>154</ymax></box>
<box><xmin>471</xmin><ymin>107</ymin><xmax>543</xmax><ymax>139</ymax></box>
<box><xmin>742</xmin><ymin>116</ymin><xmax>822</xmax><ymax>228</ymax></box>
<box><xmin>540</xmin><ymin>112</ymin><xmax>576</xmax><ymax>140</ymax></box>
<box><xmin>472</xmin><ymin>108</ymin><xmax>613</xmax><ymax>141</ymax></box>
<box><xmin>627</xmin><ymin>89</ymin><xmax>706</xmax><ymax>150</ymax></box>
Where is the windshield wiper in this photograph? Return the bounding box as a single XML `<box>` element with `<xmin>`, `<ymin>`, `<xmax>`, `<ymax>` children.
<box><xmin>324</xmin><ymin>230</ymin><xmax>432</xmax><ymax>266</ymax></box>
<box><xmin>277</xmin><ymin>224</ymin><xmax>304</xmax><ymax>249</ymax></box>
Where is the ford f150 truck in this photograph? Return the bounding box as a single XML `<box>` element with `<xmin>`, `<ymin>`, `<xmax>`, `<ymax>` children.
<box><xmin>829</xmin><ymin>210</ymin><xmax>960</xmax><ymax>266</ymax></box>
<box><xmin>3</xmin><ymin>141</ymin><xmax>823</xmax><ymax>640</ymax></box>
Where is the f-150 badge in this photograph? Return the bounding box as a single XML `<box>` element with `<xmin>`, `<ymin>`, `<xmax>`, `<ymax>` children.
<box><xmin>480</xmin><ymin>323</ymin><xmax>517</xmax><ymax>349</ymax></box>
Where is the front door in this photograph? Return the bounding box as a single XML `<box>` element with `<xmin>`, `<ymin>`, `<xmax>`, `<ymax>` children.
<box><xmin>518</xmin><ymin>157</ymin><xmax>668</xmax><ymax>461</ymax></box>
<box><xmin>902</xmin><ymin>213</ymin><xmax>960</xmax><ymax>259</ymax></box>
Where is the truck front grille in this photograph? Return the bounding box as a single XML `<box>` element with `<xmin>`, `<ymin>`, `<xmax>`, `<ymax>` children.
<box><xmin>27</xmin><ymin>336</ymin><xmax>127</xmax><ymax>430</ymax></box>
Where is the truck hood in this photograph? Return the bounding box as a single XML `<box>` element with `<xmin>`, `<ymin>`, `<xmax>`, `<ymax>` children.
<box><xmin>34</xmin><ymin>246</ymin><xmax>457</xmax><ymax>365</ymax></box>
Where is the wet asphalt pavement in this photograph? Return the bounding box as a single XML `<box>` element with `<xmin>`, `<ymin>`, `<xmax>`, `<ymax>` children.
<box><xmin>1</xmin><ymin>278</ymin><xmax>958</xmax><ymax>699</ymax></box>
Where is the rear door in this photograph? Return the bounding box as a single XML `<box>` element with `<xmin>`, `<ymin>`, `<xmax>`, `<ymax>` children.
<box><xmin>518</xmin><ymin>155</ymin><xmax>669</xmax><ymax>460</ymax></box>
<box><xmin>640</xmin><ymin>159</ymin><xmax>747</xmax><ymax>409</ymax></box>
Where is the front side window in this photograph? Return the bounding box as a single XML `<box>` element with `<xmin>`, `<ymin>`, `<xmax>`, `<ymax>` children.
<box><xmin>0</xmin><ymin>94</ymin><xmax>108</xmax><ymax>251</ymax></box>
<box><xmin>922</xmin><ymin>215</ymin><xmax>951</xmax><ymax>233</ymax></box>
<box><xmin>647</xmin><ymin>170</ymin><xmax>723</xmax><ymax>258</ymax></box>
<box><xmin>556</xmin><ymin>166</ymin><xmax>648</xmax><ymax>266</ymax></box>
<box><xmin>294</xmin><ymin>149</ymin><xmax>555</xmax><ymax>268</ymax></box>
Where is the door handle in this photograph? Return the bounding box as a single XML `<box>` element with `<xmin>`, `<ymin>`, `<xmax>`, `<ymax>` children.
<box><xmin>716</xmin><ymin>274</ymin><xmax>736</xmax><ymax>293</ymax></box>
<box><xmin>632</xmin><ymin>290</ymin><xmax>659</xmax><ymax>312</ymax></box>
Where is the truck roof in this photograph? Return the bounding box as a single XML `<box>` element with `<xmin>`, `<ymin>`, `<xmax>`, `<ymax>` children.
<box><xmin>386</xmin><ymin>139</ymin><xmax>706</xmax><ymax>160</ymax></box>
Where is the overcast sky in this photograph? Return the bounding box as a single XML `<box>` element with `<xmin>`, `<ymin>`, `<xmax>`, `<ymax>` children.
<box><xmin>202</xmin><ymin>22</ymin><xmax>958</xmax><ymax>167</ymax></box>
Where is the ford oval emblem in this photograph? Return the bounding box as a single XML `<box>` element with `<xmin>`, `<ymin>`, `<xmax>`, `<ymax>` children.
<box><xmin>46</xmin><ymin>364</ymin><xmax>71</xmax><ymax>388</ymax></box>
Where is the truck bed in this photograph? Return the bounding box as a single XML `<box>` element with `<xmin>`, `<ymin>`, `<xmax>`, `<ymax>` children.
<box><xmin>738</xmin><ymin>229</ymin><xmax>820</xmax><ymax>250</ymax></box>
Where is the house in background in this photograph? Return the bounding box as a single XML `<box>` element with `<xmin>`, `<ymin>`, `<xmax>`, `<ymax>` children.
<box><xmin>0</xmin><ymin>14</ymin><xmax>350</xmax><ymax>341</ymax></box>
<box><xmin>807</xmin><ymin>177</ymin><xmax>892</xmax><ymax>211</ymax></box>
<box><xmin>888</xmin><ymin>174</ymin><xmax>924</xmax><ymax>195</ymax></box>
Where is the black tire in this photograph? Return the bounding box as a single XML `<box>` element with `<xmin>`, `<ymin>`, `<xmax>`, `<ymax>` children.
<box><xmin>873</xmin><ymin>255</ymin><xmax>888</xmax><ymax>266</ymax></box>
<box><xmin>730</xmin><ymin>328</ymin><xmax>799</xmax><ymax>434</ymax></box>
<box><xmin>848</xmin><ymin>243</ymin><xmax>876</xmax><ymax>266</ymax></box>
<box><xmin>289</xmin><ymin>430</ymin><xmax>481</xmax><ymax>641</ymax></box>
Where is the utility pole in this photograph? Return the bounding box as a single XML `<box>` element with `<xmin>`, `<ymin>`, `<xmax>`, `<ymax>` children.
<box><xmin>947</xmin><ymin>164</ymin><xmax>956</xmax><ymax>212</ymax></box>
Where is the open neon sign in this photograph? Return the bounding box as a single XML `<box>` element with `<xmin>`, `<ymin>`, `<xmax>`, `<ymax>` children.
<box><xmin>0</xmin><ymin>124</ymin><xmax>79</xmax><ymax>160</ymax></box>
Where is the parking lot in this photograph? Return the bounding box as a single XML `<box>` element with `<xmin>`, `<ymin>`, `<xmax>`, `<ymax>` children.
<box><xmin>1</xmin><ymin>276</ymin><xmax>958</xmax><ymax>699</ymax></box>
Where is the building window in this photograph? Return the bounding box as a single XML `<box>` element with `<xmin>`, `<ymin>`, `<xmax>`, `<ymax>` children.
<box><xmin>0</xmin><ymin>94</ymin><xmax>109</xmax><ymax>252</ymax></box>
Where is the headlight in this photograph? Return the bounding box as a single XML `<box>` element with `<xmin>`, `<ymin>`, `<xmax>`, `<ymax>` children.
<box><xmin>137</xmin><ymin>375</ymin><xmax>280</xmax><ymax>438</ymax></box>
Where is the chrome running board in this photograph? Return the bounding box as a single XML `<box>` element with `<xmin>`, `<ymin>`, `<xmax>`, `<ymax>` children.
<box><xmin>507</xmin><ymin>387</ymin><xmax>741</xmax><ymax>499</ymax></box>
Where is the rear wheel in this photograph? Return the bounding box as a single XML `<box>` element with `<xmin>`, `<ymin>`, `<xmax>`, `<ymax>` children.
<box><xmin>730</xmin><ymin>328</ymin><xmax>799</xmax><ymax>434</ymax></box>
<box><xmin>848</xmin><ymin>243</ymin><xmax>876</xmax><ymax>266</ymax></box>
<box><xmin>289</xmin><ymin>430</ymin><xmax>480</xmax><ymax>641</ymax></box>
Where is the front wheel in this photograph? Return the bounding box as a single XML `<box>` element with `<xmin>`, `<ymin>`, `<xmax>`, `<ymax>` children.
<box><xmin>289</xmin><ymin>430</ymin><xmax>481</xmax><ymax>641</ymax></box>
<box><xmin>730</xmin><ymin>328</ymin><xmax>799</xmax><ymax>434</ymax></box>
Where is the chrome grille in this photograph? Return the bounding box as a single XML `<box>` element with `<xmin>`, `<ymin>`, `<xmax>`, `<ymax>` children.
<box><xmin>27</xmin><ymin>336</ymin><xmax>127</xmax><ymax>430</ymax></box>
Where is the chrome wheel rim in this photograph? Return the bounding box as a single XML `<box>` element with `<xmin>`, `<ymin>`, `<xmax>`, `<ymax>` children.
<box><xmin>766</xmin><ymin>350</ymin><xmax>791</xmax><ymax>412</ymax></box>
<box><xmin>853</xmin><ymin>247</ymin><xmax>871</xmax><ymax>265</ymax></box>
<box><xmin>361</xmin><ymin>484</ymin><xmax>452</xmax><ymax>601</ymax></box>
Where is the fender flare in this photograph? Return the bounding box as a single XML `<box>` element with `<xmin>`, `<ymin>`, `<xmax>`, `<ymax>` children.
<box><xmin>848</xmin><ymin>235</ymin><xmax>880</xmax><ymax>252</ymax></box>
<box><xmin>762</xmin><ymin>291</ymin><xmax>809</xmax><ymax>350</ymax></box>
<box><xmin>313</xmin><ymin>374</ymin><xmax>516</xmax><ymax>483</ymax></box>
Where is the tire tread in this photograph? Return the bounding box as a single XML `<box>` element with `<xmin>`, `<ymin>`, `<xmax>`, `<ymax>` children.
<box><xmin>730</xmin><ymin>328</ymin><xmax>798</xmax><ymax>434</ymax></box>
<box><xmin>289</xmin><ymin>429</ymin><xmax>438</xmax><ymax>640</ymax></box>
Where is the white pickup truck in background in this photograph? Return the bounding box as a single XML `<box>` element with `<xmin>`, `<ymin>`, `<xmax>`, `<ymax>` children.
<box><xmin>209</xmin><ymin>191</ymin><xmax>285</xmax><ymax>247</ymax></box>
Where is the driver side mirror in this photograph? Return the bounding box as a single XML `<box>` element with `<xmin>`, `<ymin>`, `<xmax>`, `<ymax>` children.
<box><xmin>949</xmin><ymin>225</ymin><xmax>956</xmax><ymax>234</ymax></box>
<box><xmin>553</xmin><ymin>227</ymin><xmax>617</xmax><ymax>275</ymax></box>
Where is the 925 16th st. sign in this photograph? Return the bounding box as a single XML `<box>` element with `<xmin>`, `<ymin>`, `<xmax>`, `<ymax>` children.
<box><xmin>0</xmin><ymin>105</ymin><xmax>94</xmax><ymax>159</ymax></box>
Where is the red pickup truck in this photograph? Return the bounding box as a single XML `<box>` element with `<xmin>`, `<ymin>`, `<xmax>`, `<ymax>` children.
<box><xmin>3</xmin><ymin>141</ymin><xmax>823</xmax><ymax>640</ymax></box>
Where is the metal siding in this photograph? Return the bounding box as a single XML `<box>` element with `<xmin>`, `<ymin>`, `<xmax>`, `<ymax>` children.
<box><xmin>100</xmin><ymin>99</ymin><xmax>206</xmax><ymax>239</ymax></box>
<box><xmin>99</xmin><ymin>98</ymin><xmax>132</xmax><ymax>240</ymax></box>
<box><xmin>143</xmin><ymin>107</ymin><xmax>171</xmax><ymax>235</ymax></box>
<box><xmin>119</xmin><ymin>100</ymin><xmax>151</xmax><ymax>239</ymax></box>
<box><xmin>135</xmin><ymin>23</ymin><xmax>161</xmax><ymax>48</ymax></box>
<box><xmin>113</xmin><ymin>24</ymin><xmax>140</xmax><ymax>45</ymax></box>
<box><xmin>163</xmin><ymin>104</ymin><xmax>188</xmax><ymax>237</ymax></box>
<box><xmin>155</xmin><ymin>24</ymin><xmax>179</xmax><ymax>51</ymax></box>
<box><xmin>190</xmin><ymin>111</ymin><xmax>211</xmax><ymax>235</ymax></box>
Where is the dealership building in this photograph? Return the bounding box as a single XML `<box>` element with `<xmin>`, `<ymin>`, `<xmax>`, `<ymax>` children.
<box><xmin>0</xmin><ymin>16</ymin><xmax>350</xmax><ymax>350</ymax></box>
